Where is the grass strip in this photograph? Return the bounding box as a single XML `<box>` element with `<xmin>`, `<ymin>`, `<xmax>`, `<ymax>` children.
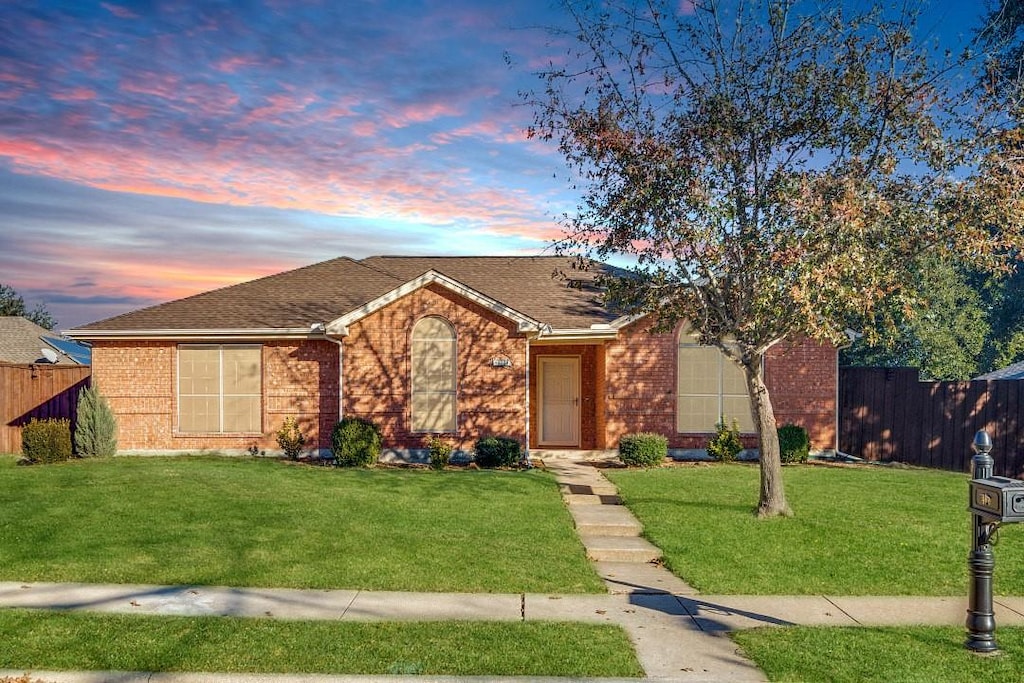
<box><xmin>733</xmin><ymin>625</ymin><xmax>1024</xmax><ymax>682</ymax></box>
<box><xmin>606</xmin><ymin>463</ymin><xmax>1024</xmax><ymax>595</ymax></box>
<box><xmin>0</xmin><ymin>455</ymin><xmax>603</xmax><ymax>593</ymax></box>
<box><xmin>0</xmin><ymin>609</ymin><xmax>643</xmax><ymax>677</ymax></box>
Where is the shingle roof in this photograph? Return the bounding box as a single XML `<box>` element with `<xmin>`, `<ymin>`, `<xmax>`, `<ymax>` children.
<box><xmin>975</xmin><ymin>360</ymin><xmax>1024</xmax><ymax>380</ymax></box>
<box><xmin>0</xmin><ymin>317</ymin><xmax>83</xmax><ymax>364</ymax></box>
<box><xmin>70</xmin><ymin>255</ymin><xmax>623</xmax><ymax>333</ymax></box>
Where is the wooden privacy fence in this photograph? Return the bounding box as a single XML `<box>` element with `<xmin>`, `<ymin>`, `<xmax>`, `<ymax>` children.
<box><xmin>0</xmin><ymin>362</ymin><xmax>91</xmax><ymax>454</ymax></box>
<box><xmin>839</xmin><ymin>367</ymin><xmax>1024</xmax><ymax>478</ymax></box>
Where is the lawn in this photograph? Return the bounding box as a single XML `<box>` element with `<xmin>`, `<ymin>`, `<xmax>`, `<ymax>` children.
<box><xmin>734</xmin><ymin>625</ymin><xmax>1024</xmax><ymax>682</ymax></box>
<box><xmin>605</xmin><ymin>463</ymin><xmax>1024</xmax><ymax>595</ymax></box>
<box><xmin>0</xmin><ymin>609</ymin><xmax>643</xmax><ymax>677</ymax></box>
<box><xmin>0</xmin><ymin>455</ymin><xmax>604</xmax><ymax>593</ymax></box>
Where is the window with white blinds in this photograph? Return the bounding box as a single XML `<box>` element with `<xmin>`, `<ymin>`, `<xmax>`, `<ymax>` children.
<box><xmin>411</xmin><ymin>317</ymin><xmax>457</xmax><ymax>433</ymax></box>
<box><xmin>178</xmin><ymin>344</ymin><xmax>261</xmax><ymax>433</ymax></box>
<box><xmin>676</xmin><ymin>339</ymin><xmax>754</xmax><ymax>433</ymax></box>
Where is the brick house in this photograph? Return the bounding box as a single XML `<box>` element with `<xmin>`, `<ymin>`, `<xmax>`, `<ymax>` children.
<box><xmin>65</xmin><ymin>256</ymin><xmax>837</xmax><ymax>458</ymax></box>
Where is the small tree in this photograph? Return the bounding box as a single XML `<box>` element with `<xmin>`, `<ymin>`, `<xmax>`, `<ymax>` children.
<box><xmin>0</xmin><ymin>283</ymin><xmax>56</xmax><ymax>329</ymax></box>
<box><xmin>74</xmin><ymin>385</ymin><xmax>117</xmax><ymax>457</ymax></box>
<box><xmin>276</xmin><ymin>417</ymin><xmax>307</xmax><ymax>460</ymax></box>
<box><xmin>528</xmin><ymin>0</ymin><xmax>1024</xmax><ymax>517</ymax></box>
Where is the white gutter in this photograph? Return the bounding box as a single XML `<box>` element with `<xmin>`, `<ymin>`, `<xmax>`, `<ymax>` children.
<box><xmin>532</xmin><ymin>327</ymin><xmax>619</xmax><ymax>344</ymax></box>
<box><xmin>64</xmin><ymin>328</ymin><xmax>319</xmax><ymax>341</ymax></box>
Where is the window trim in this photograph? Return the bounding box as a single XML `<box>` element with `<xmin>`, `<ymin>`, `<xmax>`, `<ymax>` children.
<box><xmin>177</xmin><ymin>343</ymin><xmax>263</xmax><ymax>435</ymax></box>
<box><xmin>410</xmin><ymin>316</ymin><xmax>457</xmax><ymax>433</ymax></box>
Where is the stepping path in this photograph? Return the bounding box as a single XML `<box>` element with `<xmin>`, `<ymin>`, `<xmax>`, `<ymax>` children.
<box><xmin>537</xmin><ymin>451</ymin><xmax>766</xmax><ymax>681</ymax></box>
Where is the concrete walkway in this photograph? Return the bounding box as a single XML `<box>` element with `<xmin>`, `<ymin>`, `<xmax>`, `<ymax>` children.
<box><xmin>2</xmin><ymin>451</ymin><xmax>1015</xmax><ymax>683</ymax></box>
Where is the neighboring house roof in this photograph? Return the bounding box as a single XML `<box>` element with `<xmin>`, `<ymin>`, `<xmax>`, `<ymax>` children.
<box><xmin>0</xmin><ymin>316</ymin><xmax>90</xmax><ymax>365</ymax></box>
<box><xmin>67</xmin><ymin>256</ymin><xmax>627</xmax><ymax>339</ymax></box>
<box><xmin>975</xmin><ymin>361</ymin><xmax>1024</xmax><ymax>380</ymax></box>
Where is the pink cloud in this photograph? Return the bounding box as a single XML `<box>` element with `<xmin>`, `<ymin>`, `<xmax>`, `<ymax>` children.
<box><xmin>111</xmin><ymin>103</ymin><xmax>153</xmax><ymax>119</ymax></box>
<box><xmin>350</xmin><ymin>120</ymin><xmax>378</xmax><ymax>137</ymax></box>
<box><xmin>243</xmin><ymin>92</ymin><xmax>318</xmax><ymax>124</ymax></box>
<box><xmin>0</xmin><ymin>132</ymin><xmax>561</xmax><ymax>242</ymax></box>
<box><xmin>213</xmin><ymin>55</ymin><xmax>264</xmax><ymax>74</ymax></box>
<box><xmin>120</xmin><ymin>72</ymin><xmax>182</xmax><ymax>99</ymax></box>
<box><xmin>52</xmin><ymin>87</ymin><xmax>98</xmax><ymax>102</ymax></box>
<box><xmin>381</xmin><ymin>101</ymin><xmax>463</xmax><ymax>128</ymax></box>
<box><xmin>101</xmin><ymin>3</ymin><xmax>138</xmax><ymax>19</ymax></box>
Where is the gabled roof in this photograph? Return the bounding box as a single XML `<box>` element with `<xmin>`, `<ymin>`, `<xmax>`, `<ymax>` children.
<box><xmin>66</xmin><ymin>255</ymin><xmax>625</xmax><ymax>340</ymax></box>
<box><xmin>975</xmin><ymin>360</ymin><xmax>1024</xmax><ymax>380</ymax></box>
<box><xmin>0</xmin><ymin>316</ymin><xmax>89</xmax><ymax>365</ymax></box>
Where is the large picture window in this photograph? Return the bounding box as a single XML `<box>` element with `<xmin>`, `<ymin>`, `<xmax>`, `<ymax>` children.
<box><xmin>676</xmin><ymin>337</ymin><xmax>755</xmax><ymax>434</ymax></box>
<box><xmin>411</xmin><ymin>316</ymin><xmax>456</xmax><ymax>433</ymax></box>
<box><xmin>178</xmin><ymin>344</ymin><xmax>261</xmax><ymax>433</ymax></box>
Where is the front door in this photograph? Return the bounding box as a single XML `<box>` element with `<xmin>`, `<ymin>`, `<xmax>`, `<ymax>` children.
<box><xmin>538</xmin><ymin>356</ymin><xmax>580</xmax><ymax>447</ymax></box>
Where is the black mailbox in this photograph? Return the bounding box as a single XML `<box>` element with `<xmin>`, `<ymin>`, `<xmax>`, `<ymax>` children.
<box><xmin>970</xmin><ymin>476</ymin><xmax>1024</xmax><ymax>524</ymax></box>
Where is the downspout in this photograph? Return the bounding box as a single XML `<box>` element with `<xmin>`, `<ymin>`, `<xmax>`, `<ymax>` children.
<box><xmin>313</xmin><ymin>323</ymin><xmax>345</xmax><ymax>458</ymax></box>
<box><xmin>524</xmin><ymin>335</ymin><xmax>531</xmax><ymax>462</ymax></box>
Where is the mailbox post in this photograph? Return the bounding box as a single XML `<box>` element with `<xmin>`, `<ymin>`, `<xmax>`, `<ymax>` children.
<box><xmin>966</xmin><ymin>430</ymin><xmax>998</xmax><ymax>653</ymax></box>
<box><xmin>966</xmin><ymin>430</ymin><xmax>1024</xmax><ymax>652</ymax></box>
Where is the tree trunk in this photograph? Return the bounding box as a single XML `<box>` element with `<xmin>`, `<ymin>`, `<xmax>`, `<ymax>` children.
<box><xmin>745</xmin><ymin>354</ymin><xmax>792</xmax><ymax>518</ymax></box>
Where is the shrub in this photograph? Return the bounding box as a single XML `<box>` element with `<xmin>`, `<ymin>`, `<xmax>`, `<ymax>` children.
<box><xmin>331</xmin><ymin>417</ymin><xmax>381</xmax><ymax>467</ymax></box>
<box><xmin>73</xmin><ymin>385</ymin><xmax>117</xmax><ymax>457</ymax></box>
<box><xmin>22</xmin><ymin>418</ymin><xmax>73</xmax><ymax>464</ymax></box>
<box><xmin>618</xmin><ymin>432</ymin><xmax>668</xmax><ymax>467</ymax></box>
<box><xmin>276</xmin><ymin>416</ymin><xmax>307</xmax><ymax>460</ymax></box>
<box><xmin>473</xmin><ymin>436</ymin><xmax>522</xmax><ymax>468</ymax></box>
<box><xmin>778</xmin><ymin>423</ymin><xmax>811</xmax><ymax>464</ymax></box>
<box><xmin>426</xmin><ymin>436</ymin><xmax>453</xmax><ymax>470</ymax></box>
<box><xmin>707</xmin><ymin>417</ymin><xmax>743</xmax><ymax>462</ymax></box>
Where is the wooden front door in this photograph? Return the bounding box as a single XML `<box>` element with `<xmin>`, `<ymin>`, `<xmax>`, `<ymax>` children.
<box><xmin>538</xmin><ymin>356</ymin><xmax>580</xmax><ymax>447</ymax></box>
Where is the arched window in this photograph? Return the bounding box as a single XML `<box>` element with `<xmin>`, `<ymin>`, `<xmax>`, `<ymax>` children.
<box><xmin>411</xmin><ymin>316</ymin><xmax>457</xmax><ymax>432</ymax></box>
<box><xmin>676</xmin><ymin>329</ymin><xmax>755</xmax><ymax>433</ymax></box>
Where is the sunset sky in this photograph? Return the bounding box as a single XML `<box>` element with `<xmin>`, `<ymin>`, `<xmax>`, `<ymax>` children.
<box><xmin>1</xmin><ymin>0</ymin><xmax>984</xmax><ymax>329</ymax></box>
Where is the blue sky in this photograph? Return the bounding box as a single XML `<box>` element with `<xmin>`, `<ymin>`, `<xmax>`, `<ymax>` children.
<box><xmin>0</xmin><ymin>0</ymin><xmax>985</xmax><ymax>328</ymax></box>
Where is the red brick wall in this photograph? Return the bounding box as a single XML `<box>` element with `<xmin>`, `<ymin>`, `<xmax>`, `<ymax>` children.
<box><xmin>344</xmin><ymin>283</ymin><xmax>528</xmax><ymax>452</ymax></box>
<box><xmin>603</xmin><ymin>320</ymin><xmax>837</xmax><ymax>451</ymax></box>
<box><xmin>91</xmin><ymin>339</ymin><xmax>338</xmax><ymax>452</ymax></box>
<box><xmin>764</xmin><ymin>338</ymin><xmax>837</xmax><ymax>450</ymax></box>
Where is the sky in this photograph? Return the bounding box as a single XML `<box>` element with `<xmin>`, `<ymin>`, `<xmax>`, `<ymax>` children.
<box><xmin>0</xmin><ymin>0</ymin><xmax>986</xmax><ymax>330</ymax></box>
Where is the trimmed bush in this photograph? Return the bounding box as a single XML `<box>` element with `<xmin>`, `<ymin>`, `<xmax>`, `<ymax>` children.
<box><xmin>331</xmin><ymin>417</ymin><xmax>381</xmax><ymax>467</ymax></box>
<box><xmin>426</xmin><ymin>437</ymin><xmax>453</xmax><ymax>470</ymax></box>
<box><xmin>74</xmin><ymin>385</ymin><xmax>118</xmax><ymax>457</ymax></box>
<box><xmin>473</xmin><ymin>436</ymin><xmax>522</xmax><ymax>468</ymax></box>
<box><xmin>707</xmin><ymin>418</ymin><xmax>743</xmax><ymax>462</ymax></box>
<box><xmin>778</xmin><ymin>423</ymin><xmax>810</xmax><ymax>464</ymax></box>
<box><xmin>22</xmin><ymin>418</ymin><xmax>73</xmax><ymax>464</ymax></box>
<box><xmin>276</xmin><ymin>417</ymin><xmax>307</xmax><ymax>460</ymax></box>
<box><xmin>618</xmin><ymin>432</ymin><xmax>667</xmax><ymax>467</ymax></box>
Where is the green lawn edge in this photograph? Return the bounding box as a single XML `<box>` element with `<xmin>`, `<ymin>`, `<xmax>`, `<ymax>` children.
<box><xmin>0</xmin><ymin>609</ymin><xmax>643</xmax><ymax>677</ymax></box>
<box><xmin>733</xmin><ymin>625</ymin><xmax>1024</xmax><ymax>683</ymax></box>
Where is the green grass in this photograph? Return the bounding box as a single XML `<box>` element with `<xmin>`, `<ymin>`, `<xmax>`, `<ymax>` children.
<box><xmin>0</xmin><ymin>455</ymin><xmax>603</xmax><ymax>593</ymax></box>
<box><xmin>0</xmin><ymin>609</ymin><xmax>643</xmax><ymax>677</ymax></box>
<box><xmin>606</xmin><ymin>463</ymin><xmax>1024</xmax><ymax>595</ymax></box>
<box><xmin>734</xmin><ymin>625</ymin><xmax>1024</xmax><ymax>682</ymax></box>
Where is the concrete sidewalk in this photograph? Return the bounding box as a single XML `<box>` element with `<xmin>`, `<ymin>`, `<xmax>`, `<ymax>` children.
<box><xmin>1</xmin><ymin>583</ymin><xmax>1016</xmax><ymax>683</ymax></box>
